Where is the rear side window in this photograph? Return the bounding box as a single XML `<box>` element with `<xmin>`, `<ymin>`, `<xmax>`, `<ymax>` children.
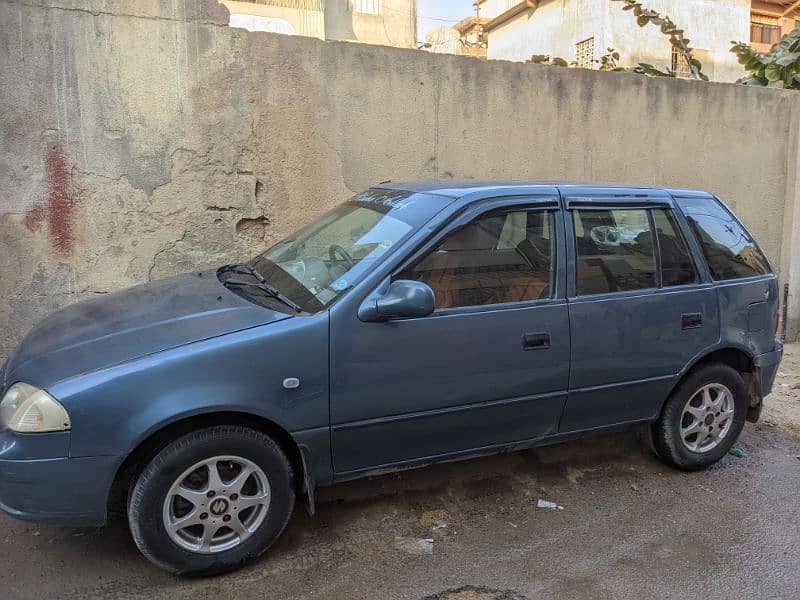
<box><xmin>573</xmin><ymin>208</ymin><xmax>657</xmax><ymax>295</ymax></box>
<box><xmin>677</xmin><ymin>198</ymin><xmax>770</xmax><ymax>280</ymax></box>
<box><xmin>652</xmin><ymin>209</ymin><xmax>698</xmax><ymax>286</ymax></box>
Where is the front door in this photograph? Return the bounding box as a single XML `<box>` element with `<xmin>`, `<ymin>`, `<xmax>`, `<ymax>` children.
<box><xmin>561</xmin><ymin>194</ymin><xmax>719</xmax><ymax>432</ymax></box>
<box><xmin>329</xmin><ymin>202</ymin><xmax>570</xmax><ymax>474</ymax></box>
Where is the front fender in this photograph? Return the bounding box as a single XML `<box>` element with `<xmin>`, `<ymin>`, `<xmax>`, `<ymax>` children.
<box><xmin>49</xmin><ymin>314</ymin><xmax>330</xmax><ymax>459</ymax></box>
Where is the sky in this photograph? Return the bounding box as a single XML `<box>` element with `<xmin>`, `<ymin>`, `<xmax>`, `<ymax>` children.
<box><xmin>417</xmin><ymin>0</ymin><xmax>476</xmax><ymax>44</ymax></box>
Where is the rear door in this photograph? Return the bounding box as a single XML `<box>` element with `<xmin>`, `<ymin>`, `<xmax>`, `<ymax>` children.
<box><xmin>674</xmin><ymin>195</ymin><xmax>778</xmax><ymax>356</ymax></box>
<box><xmin>560</xmin><ymin>188</ymin><xmax>719</xmax><ymax>432</ymax></box>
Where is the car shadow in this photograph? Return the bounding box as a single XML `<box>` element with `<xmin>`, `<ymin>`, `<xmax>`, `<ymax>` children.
<box><xmin>19</xmin><ymin>428</ymin><xmax>666</xmax><ymax>590</ymax></box>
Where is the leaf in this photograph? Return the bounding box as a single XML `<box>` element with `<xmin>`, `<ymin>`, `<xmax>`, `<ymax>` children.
<box><xmin>776</xmin><ymin>51</ymin><xmax>800</xmax><ymax>67</ymax></box>
<box><xmin>765</xmin><ymin>62</ymin><xmax>783</xmax><ymax>82</ymax></box>
<box><xmin>552</xmin><ymin>57</ymin><xmax>569</xmax><ymax>67</ymax></box>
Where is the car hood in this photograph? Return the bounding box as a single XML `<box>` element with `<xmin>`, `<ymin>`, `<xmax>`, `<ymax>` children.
<box><xmin>3</xmin><ymin>271</ymin><xmax>292</xmax><ymax>388</ymax></box>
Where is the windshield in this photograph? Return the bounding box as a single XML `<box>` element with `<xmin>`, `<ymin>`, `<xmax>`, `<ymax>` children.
<box><xmin>245</xmin><ymin>189</ymin><xmax>451</xmax><ymax>313</ymax></box>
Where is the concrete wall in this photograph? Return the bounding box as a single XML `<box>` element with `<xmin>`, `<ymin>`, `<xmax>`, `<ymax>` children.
<box><xmin>485</xmin><ymin>0</ymin><xmax>749</xmax><ymax>82</ymax></box>
<box><xmin>1</xmin><ymin>0</ymin><xmax>800</xmax><ymax>362</ymax></box>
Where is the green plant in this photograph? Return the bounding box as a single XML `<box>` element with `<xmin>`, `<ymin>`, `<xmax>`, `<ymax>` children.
<box><xmin>527</xmin><ymin>54</ymin><xmax>570</xmax><ymax>67</ymax></box>
<box><xmin>611</xmin><ymin>0</ymin><xmax>708</xmax><ymax>80</ymax></box>
<box><xmin>731</xmin><ymin>23</ymin><xmax>800</xmax><ymax>89</ymax></box>
<box><xmin>597</xmin><ymin>48</ymin><xmax>622</xmax><ymax>71</ymax></box>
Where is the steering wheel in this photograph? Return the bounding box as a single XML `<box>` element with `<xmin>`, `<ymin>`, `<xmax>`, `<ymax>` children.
<box><xmin>329</xmin><ymin>244</ymin><xmax>355</xmax><ymax>268</ymax></box>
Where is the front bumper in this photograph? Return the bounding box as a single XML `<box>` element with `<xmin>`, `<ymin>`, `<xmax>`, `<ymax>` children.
<box><xmin>754</xmin><ymin>338</ymin><xmax>784</xmax><ymax>398</ymax></box>
<box><xmin>0</xmin><ymin>430</ymin><xmax>117</xmax><ymax>527</ymax></box>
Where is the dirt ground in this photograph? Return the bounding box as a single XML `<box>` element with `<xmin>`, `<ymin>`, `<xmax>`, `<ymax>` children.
<box><xmin>2</xmin><ymin>347</ymin><xmax>799</xmax><ymax>600</ymax></box>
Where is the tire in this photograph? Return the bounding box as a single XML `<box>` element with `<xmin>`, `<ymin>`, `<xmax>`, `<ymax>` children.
<box><xmin>651</xmin><ymin>363</ymin><xmax>747</xmax><ymax>471</ymax></box>
<box><xmin>128</xmin><ymin>425</ymin><xmax>295</xmax><ymax>575</ymax></box>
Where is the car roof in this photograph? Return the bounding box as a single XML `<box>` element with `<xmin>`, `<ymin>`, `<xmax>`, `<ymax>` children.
<box><xmin>374</xmin><ymin>180</ymin><xmax>714</xmax><ymax>201</ymax></box>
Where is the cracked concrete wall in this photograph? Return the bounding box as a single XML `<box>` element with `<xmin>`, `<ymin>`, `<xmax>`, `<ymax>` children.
<box><xmin>1</xmin><ymin>0</ymin><xmax>800</xmax><ymax>362</ymax></box>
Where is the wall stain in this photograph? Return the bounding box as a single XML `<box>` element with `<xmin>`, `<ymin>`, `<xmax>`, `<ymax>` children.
<box><xmin>24</xmin><ymin>143</ymin><xmax>81</xmax><ymax>255</ymax></box>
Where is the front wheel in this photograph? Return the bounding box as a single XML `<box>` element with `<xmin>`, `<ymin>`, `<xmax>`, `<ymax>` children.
<box><xmin>651</xmin><ymin>363</ymin><xmax>747</xmax><ymax>471</ymax></box>
<box><xmin>128</xmin><ymin>425</ymin><xmax>295</xmax><ymax>575</ymax></box>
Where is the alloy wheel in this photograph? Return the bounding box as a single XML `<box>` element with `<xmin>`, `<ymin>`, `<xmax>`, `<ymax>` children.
<box><xmin>679</xmin><ymin>383</ymin><xmax>735</xmax><ymax>453</ymax></box>
<box><xmin>162</xmin><ymin>455</ymin><xmax>271</xmax><ymax>554</ymax></box>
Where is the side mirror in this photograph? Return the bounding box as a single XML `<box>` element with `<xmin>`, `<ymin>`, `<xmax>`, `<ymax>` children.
<box><xmin>358</xmin><ymin>280</ymin><xmax>435</xmax><ymax>322</ymax></box>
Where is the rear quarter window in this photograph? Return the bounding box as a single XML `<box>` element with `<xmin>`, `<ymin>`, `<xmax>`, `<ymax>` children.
<box><xmin>676</xmin><ymin>197</ymin><xmax>770</xmax><ymax>280</ymax></box>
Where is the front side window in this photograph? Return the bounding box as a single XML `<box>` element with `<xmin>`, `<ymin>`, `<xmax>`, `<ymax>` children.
<box><xmin>574</xmin><ymin>208</ymin><xmax>657</xmax><ymax>295</ymax></box>
<box><xmin>677</xmin><ymin>198</ymin><xmax>770</xmax><ymax>281</ymax></box>
<box><xmin>246</xmin><ymin>189</ymin><xmax>451</xmax><ymax>312</ymax></box>
<box><xmin>400</xmin><ymin>209</ymin><xmax>555</xmax><ymax>309</ymax></box>
<box><xmin>652</xmin><ymin>209</ymin><xmax>698</xmax><ymax>286</ymax></box>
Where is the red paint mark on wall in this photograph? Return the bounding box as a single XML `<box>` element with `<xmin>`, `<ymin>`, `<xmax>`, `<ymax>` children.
<box><xmin>24</xmin><ymin>144</ymin><xmax>80</xmax><ymax>255</ymax></box>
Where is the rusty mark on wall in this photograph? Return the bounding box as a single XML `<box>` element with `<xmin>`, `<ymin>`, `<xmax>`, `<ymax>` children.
<box><xmin>24</xmin><ymin>143</ymin><xmax>81</xmax><ymax>255</ymax></box>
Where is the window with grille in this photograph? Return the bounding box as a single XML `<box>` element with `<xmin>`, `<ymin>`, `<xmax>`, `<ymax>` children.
<box><xmin>575</xmin><ymin>37</ymin><xmax>595</xmax><ymax>69</ymax></box>
<box><xmin>671</xmin><ymin>47</ymin><xmax>693</xmax><ymax>78</ymax></box>
<box><xmin>751</xmin><ymin>14</ymin><xmax>781</xmax><ymax>45</ymax></box>
<box><xmin>350</xmin><ymin>0</ymin><xmax>381</xmax><ymax>14</ymax></box>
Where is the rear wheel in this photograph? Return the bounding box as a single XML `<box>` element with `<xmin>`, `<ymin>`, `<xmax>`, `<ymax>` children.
<box><xmin>128</xmin><ymin>425</ymin><xmax>295</xmax><ymax>575</ymax></box>
<box><xmin>651</xmin><ymin>363</ymin><xmax>747</xmax><ymax>471</ymax></box>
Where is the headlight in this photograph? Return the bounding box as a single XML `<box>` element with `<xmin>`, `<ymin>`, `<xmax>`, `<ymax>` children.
<box><xmin>0</xmin><ymin>382</ymin><xmax>71</xmax><ymax>433</ymax></box>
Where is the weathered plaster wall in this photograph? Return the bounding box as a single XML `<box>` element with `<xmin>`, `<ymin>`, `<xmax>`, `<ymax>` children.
<box><xmin>1</xmin><ymin>0</ymin><xmax>799</xmax><ymax>362</ymax></box>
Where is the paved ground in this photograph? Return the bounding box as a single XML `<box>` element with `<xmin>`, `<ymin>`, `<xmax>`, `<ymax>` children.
<box><xmin>2</xmin><ymin>347</ymin><xmax>800</xmax><ymax>600</ymax></box>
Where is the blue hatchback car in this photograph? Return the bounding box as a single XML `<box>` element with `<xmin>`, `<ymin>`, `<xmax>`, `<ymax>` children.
<box><xmin>0</xmin><ymin>182</ymin><xmax>783</xmax><ymax>574</ymax></box>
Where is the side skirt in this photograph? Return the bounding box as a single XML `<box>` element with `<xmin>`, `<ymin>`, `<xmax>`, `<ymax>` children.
<box><xmin>327</xmin><ymin>417</ymin><xmax>654</xmax><ymax>486</ymax></box>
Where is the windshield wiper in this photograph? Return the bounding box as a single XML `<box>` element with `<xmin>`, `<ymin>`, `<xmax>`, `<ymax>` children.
<box><xmin>223</xmin><ymin>279</ymin><xmax>303</xmax><ymax>313</ymax></box>
<box><xmin>219</xmin><ymin>262</ymin><xmax>267</xmax><ymax>280</ymax></box>
<box><xmin>220</xmin><ymin>262</ymin><xmax>303</xmax><ymax>313</ymax></box>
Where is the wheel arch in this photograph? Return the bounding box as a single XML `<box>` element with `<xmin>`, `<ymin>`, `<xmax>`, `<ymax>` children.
<box><xmin>661</xmin><ymin>345</ymin><xmax>758</xmax><ymax>418</ymax></box>
<box><xmin>107</xmin><ymin>411</ymin><xmax>313</xmax><ymax>521</ymax></box>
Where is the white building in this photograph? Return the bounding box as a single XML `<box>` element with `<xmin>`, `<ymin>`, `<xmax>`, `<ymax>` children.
<box><xmin>478</xmin><ymin>0</ymin><xmax>800</xmax><ymax>82</ymax></box>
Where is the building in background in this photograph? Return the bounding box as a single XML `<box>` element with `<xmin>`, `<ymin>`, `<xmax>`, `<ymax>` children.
<box><xmin>475</xmin><ymin>0</ymin><xmax>800</xmax><ymax>82</ymax></box>
<box><xmin>750</xmin><ymin>1</ymin><xmax>800</xmax><ymax>52</ymax></box>
<box><xmin>222</xmin><ymin>0</ymin><xmax>417</xmax><ymax>48</ymax></box>
<box><xmin>425</xmin><ymin>15</ymin><xmax>489</xmax><ymax>56</ymax></box>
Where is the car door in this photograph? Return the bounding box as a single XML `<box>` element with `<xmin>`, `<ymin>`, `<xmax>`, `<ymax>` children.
<box><xmin>328</xmin><ymin>195</ymin><xmax>571</xmax><ymax>474</ymax></box>
<box><xmin>674</xmin><ymin>195</ymin><xmax>778</xmax><ymax>357</ymax></box>
<box><xmin>560</xmin><ymin>189</ymin><xmax>720</xmax><ymax>432</ymax></box>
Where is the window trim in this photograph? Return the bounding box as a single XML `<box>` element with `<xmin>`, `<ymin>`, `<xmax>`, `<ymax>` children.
<box><xmin>651</xmin><ymin>207</ymin><xmax>702</xmax><ymax>288</ymax></box>
<box><xmin>567</xmin><ymin>205</ymin><xmax>703</xmax><ymax>299</ymax></box>
<box><xmin>391</xmin><ymin>201</ymin><xmax>563</xmax><ymax>316</ymax></box>
<box><xmin>647</xmin><ymin>209</ymin><xmax>663</xmax><ymax>289</ymax></box>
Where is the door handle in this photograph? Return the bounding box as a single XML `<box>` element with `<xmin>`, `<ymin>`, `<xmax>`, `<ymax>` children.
<box><xmin>681</xmin><ymin>313</ymin><xmax>703</xmax><ymax>329</ymax></box>
<box><xmin>522</xmin><ymin>332</ymin><xmax>550</xmax><ymax>350</ymax></box>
